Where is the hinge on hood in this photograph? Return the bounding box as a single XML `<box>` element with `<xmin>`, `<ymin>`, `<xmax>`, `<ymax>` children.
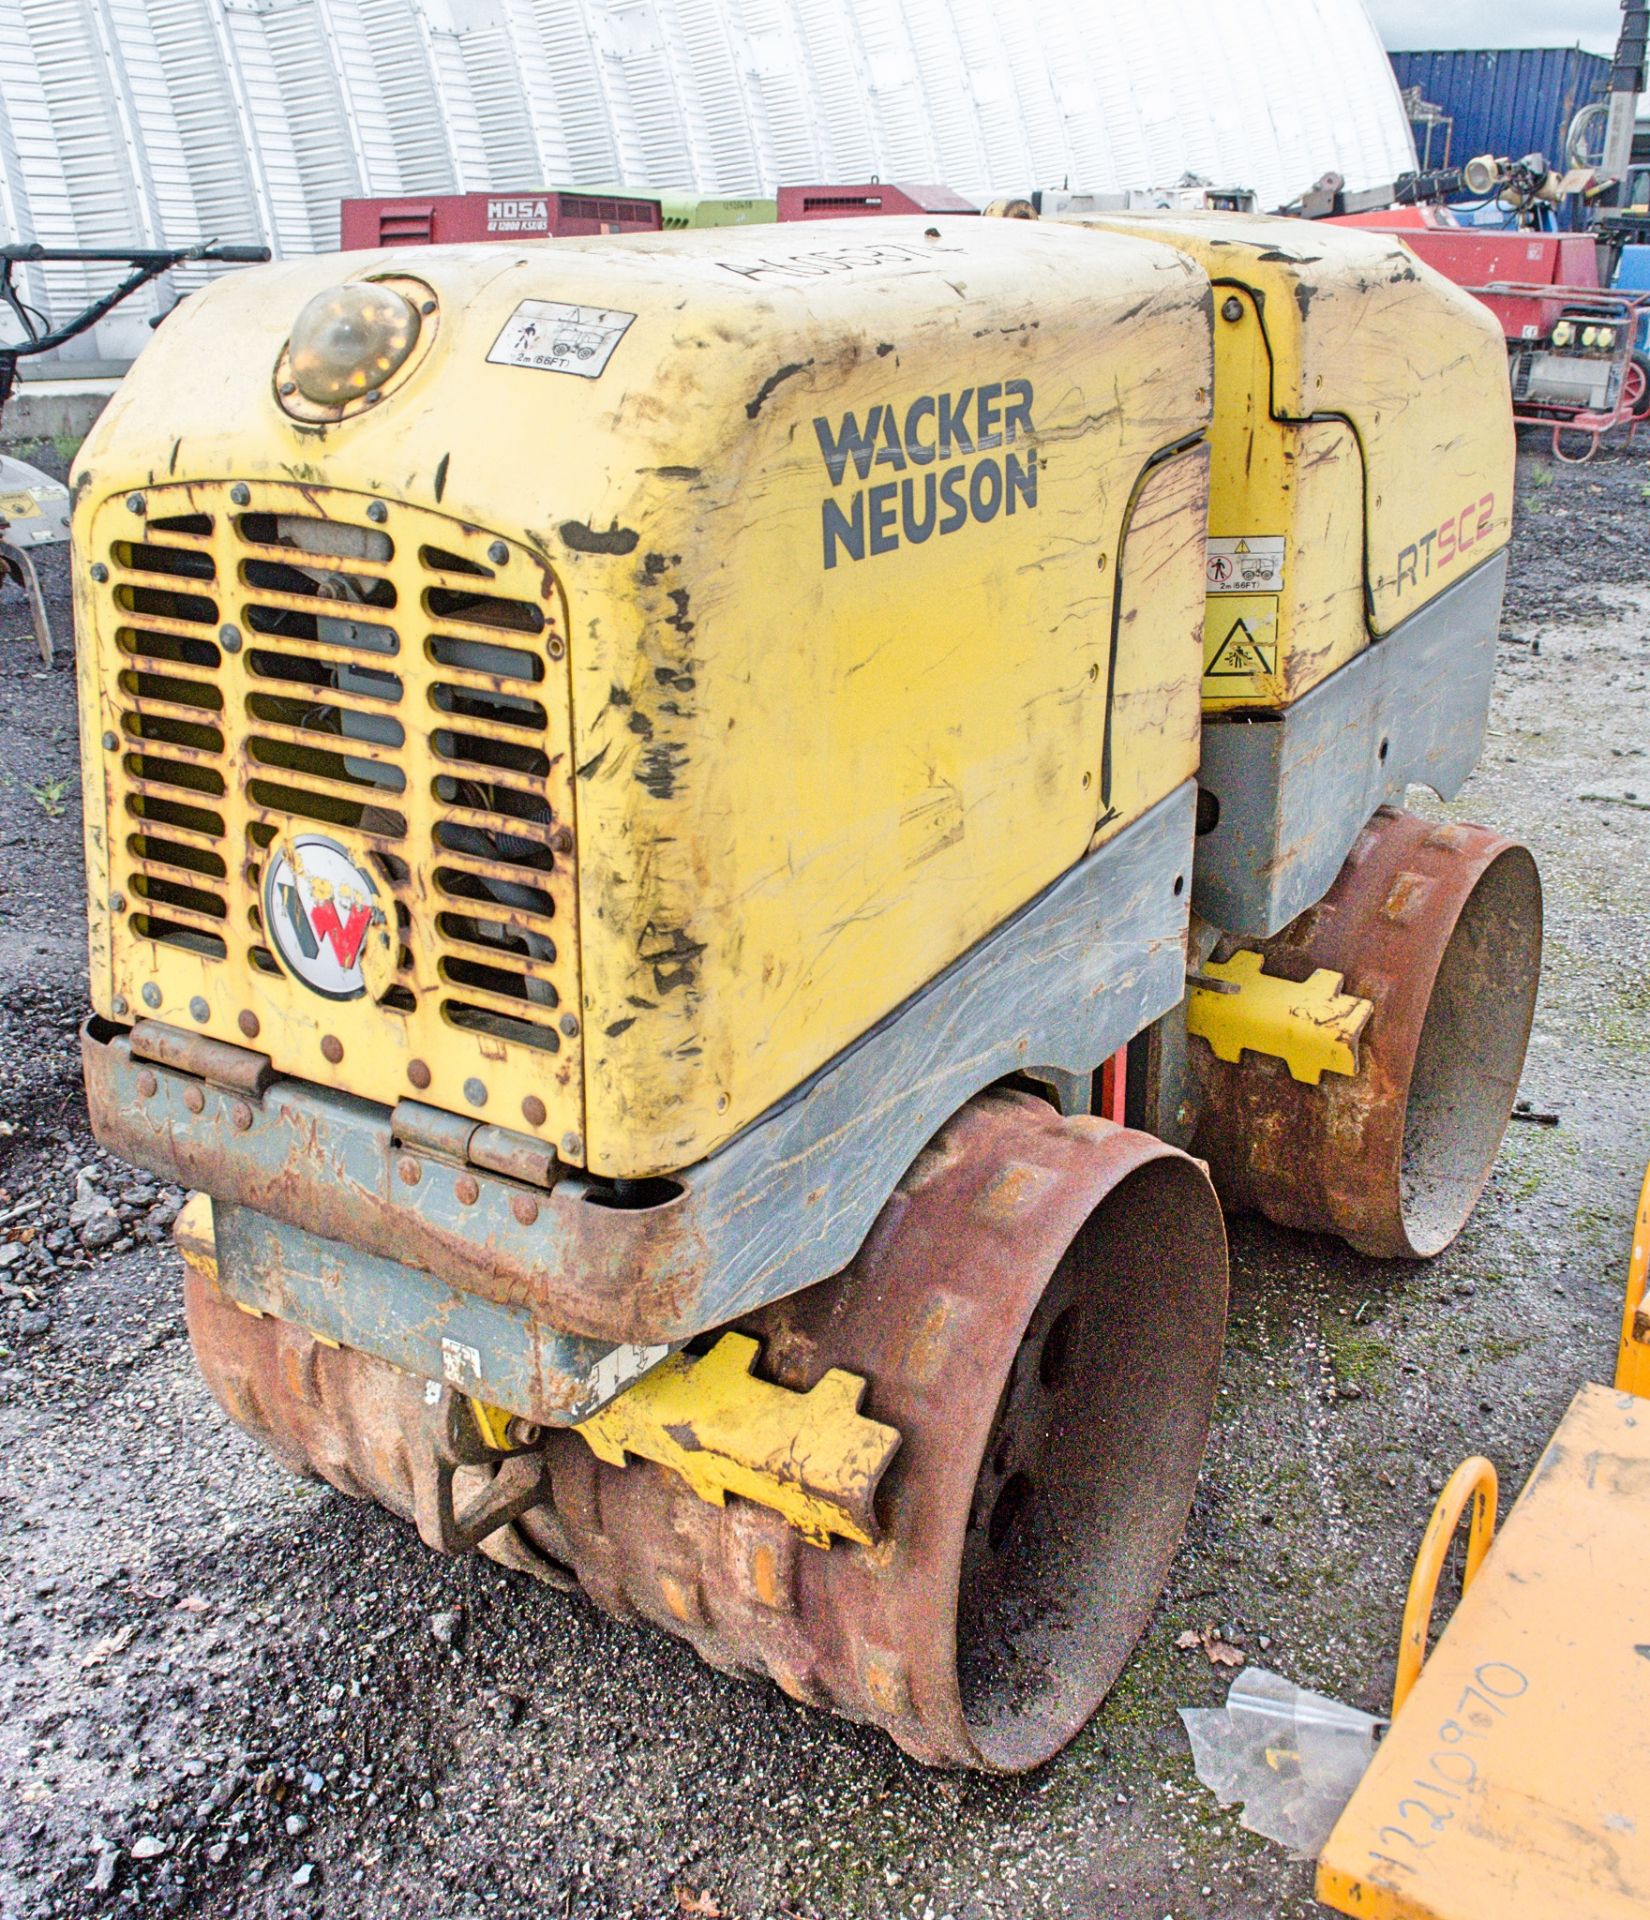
<box><xmin>390</xmin><ymin>1099</ymin><xmax>562</xmax><ymax>1188</ymax></box>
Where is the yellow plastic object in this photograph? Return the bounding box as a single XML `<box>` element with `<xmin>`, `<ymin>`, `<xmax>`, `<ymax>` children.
<box><xmin>1317</xmin><ymin>1384</ymin><xmax>1650</xmax><ymax>1918</ymax></box>
<box><xmin>1186</xmin><ymin>949</ymin><xmax>1373</xmax><ymax>1084</ymax></box>
<box><xmin>1045</xmin><ymin>213</ymin><xmax>1515</xmax><ymax>710</ymax></box>
<box><xmin>173</xmin><ymin>1190</ymin><xmax>219</xmax><ymax>1283</ymax></box>
<box><xmin>73</xmin><ymin>218</ymin><xmax>1212</xmax><ymax>1178</ymax></box>
<box><xmin>1393</xmin><ymin>1457</ymin><xmax>1498</xmax><ymax>1715</ymax></box>
<box><xmin>1614</xmin><ymin>1153</ymin><xmax>1650</xmax><ymax>1397</ymax></box>
<box><xmin>575</xmin><ymin>1332</ymin><xmax>900</xmax><ymax>1547</ymax></box>
<box><xmin>468</xmin><ymin>1400</ymin><xmax>517</xmax><ymax>1453</ymax></box>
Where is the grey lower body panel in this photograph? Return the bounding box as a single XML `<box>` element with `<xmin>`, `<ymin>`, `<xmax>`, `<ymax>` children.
<box><xmin>212</xmin><ymin>1203</ymin><xmax>672</xmax><ymax>1424</ymax></box>
<box><xmin>1191</xmin><ymin>553</ymin><xmax>1507</xmax><ymax>939</ymax></box>
<box><xmin>88</xmin><ymin>780</ymin><xmax>1196</xmax><ymax>1422</ymax></box>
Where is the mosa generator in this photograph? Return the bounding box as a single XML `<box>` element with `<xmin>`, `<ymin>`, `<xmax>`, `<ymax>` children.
<box><xmin>339</xmin><ymin>190</ymin><xmax>662</xmax><ymax>249</ymax></box>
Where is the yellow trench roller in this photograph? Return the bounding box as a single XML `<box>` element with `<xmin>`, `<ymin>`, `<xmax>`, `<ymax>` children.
<box><xmin>74</xmin><ymin>211</ymin><xmax>1536</xmax><ymax>1768</ymax></box>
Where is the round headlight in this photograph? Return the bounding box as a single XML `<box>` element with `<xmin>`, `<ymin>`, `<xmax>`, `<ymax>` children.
<box><xmin>287</xmin><ymin>283</ymin><xmax>420</xmax><ymax>406</ymax></box>
<box><xmin>1552</xmin><ymin>320</ymin><xmax>1574</xmax><ymax>347</ymax></box>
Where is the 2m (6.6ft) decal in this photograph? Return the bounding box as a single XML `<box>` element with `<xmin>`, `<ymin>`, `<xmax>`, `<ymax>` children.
<box><xmin>1207</xmin><ymin>535</ymin><xmax>1285</xmax><ymax>594</ymax></box>
<box><xmin>487</xmin><ymin>301</ymin><xmax>635</xmax><ymax>379</ymax></box>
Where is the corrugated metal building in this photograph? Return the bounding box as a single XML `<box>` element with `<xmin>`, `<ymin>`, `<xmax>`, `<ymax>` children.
<box><xmin>0</xmin><ymin>0</ymin><xmax>1417</xmax><ymax>365</ymax></box>
<box><xmin>1389</xmin><ymin>46</ymin><xmax>1611</xmax><ymax>174</ymax></box>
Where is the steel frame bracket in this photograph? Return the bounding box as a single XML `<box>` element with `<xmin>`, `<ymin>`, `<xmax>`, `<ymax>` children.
<box><xmin>408</xmin><ymin>1390</ymin><xmax>551</xmax><ymax>1557</ymax></box>
<box><xmin>0</xmin><ymin>537</ymin><xmax>53</xmax><ymax>664</ymax></box>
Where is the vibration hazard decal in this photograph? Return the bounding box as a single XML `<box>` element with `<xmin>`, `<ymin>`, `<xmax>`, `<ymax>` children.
<box><xmin>1205</xmin><ymin>614</ymin><xmax>1278</xmax><ymax>679</ymax></box>
<box><xmin>1202</xmin><ymin>592</ymin><xmax>1281</xmax><ymax>697</ymax></box>
<box><xmin>487</xmin><ymin>300</ymin><xmax>636</xmax><ymax>379</ymax></box>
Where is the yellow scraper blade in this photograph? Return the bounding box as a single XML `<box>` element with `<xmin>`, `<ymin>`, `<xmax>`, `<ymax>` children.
<box><xmin>576</xmin><ymin>1331</ymin><xmax>900</xmax><ymax>1548</ymax></box>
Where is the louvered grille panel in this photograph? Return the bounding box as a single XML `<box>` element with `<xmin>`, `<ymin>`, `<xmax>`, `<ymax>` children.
<box><xmin>112</xmin><ymin>512</ymin><xmax>231</xmax><ymax>957</ymax></box>
<box><xmin>146</xmin><ymin>0</ymin><xmax>261</xmax><ymax>293</ymax></box>
<box><xmin>358</xmin><ymin>0</ymin><xmax>459</xmax><ymax>191</ymax></box>
<box><xmin>787</xmin><ymin>0</ymin><xmax>876</xmax><ymax>176</ymax></box>
<box><xmin>87</xmin><ymin>482</ymin><xmax>583</xmax><ymax>1150</ymax></box>
<box><xmin>531</xmin><ymin>0</ymin><xmax>623</xmax><ymax>181</ymax></box>
<box><xmin>462</xmin><ymin>18</ymin><xmax>546</xmax><ymax>187</ymax></box>
<box><xmin>25</xmin><ymin>0</ymin><xmax>127</xmax><ymax>236</ymax></box>
<box><xmin>18</xmin><ymin>0</ymin><xmax>146</xmax><ymax>321</ymax></box>
<box><xmin>728</xmin><ymin>0</ymin><xmax>823</xmax><ymax>184</ymax></box>
<box><xmin>262</xmin><ymin>2</ymin><xmax>365</xmax><ymax>249</ymax></box>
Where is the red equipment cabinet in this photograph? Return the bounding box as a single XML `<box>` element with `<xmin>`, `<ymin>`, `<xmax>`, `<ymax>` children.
<box><xmin>339</xmin><ymin>190</ymin><xmax>662</xmax><ymax>250</ymax></box>
<box><xmin>1342</xmin><ymin>219</ymin><xmax>1601</xmax><ymax>337</ymax></box>
<box><xmin>1333</xmin><ymin>213</ymin><xmax>1647</xmax><ymax>460</ymax></box>
<box><xmin>775</xmin><ymin>182</ymin><xmax>977</xmax><ymax>221</ymax></box>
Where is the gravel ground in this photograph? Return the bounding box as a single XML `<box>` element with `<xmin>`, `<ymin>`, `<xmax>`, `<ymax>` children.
<box><xmin>1</xmin><ymin>429</ymin><xmax>1647</xmax><ymax>1920</ymax></box>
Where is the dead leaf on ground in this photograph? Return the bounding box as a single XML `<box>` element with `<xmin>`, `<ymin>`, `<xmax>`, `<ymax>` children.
<box><xmin>1175</xmin><ymin>1622</ymin><xmax>1245</xmax><ymax>1669</ymax></box>
<box><xmin>80</xmin><ymin>1623</ymin><xmax>137</xmax><ymax>1667</ymax></box>
<box><xmin>175</xmin><ymin>1593</ymin><xmax>211</xmax><ymax>1614</ymax></box>
<box><xmin>676</xmin><ymin>1890</ymin><xmax>725</xmax><ymax>1917</ymax></box>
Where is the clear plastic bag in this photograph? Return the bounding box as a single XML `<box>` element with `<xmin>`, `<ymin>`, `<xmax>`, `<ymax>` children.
<box><xmin>1180</xmin><ymin>1666</ymin><xmax>1385</xmax><ymax>1859</ymax></box>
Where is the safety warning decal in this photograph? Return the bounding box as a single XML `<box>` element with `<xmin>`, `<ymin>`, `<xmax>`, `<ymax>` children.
<box><xmin>0</xmin><ymin>481</ymin><xmax>64</xmax><ymax>520</ymax></box>
<box><xmin>1206</xmin><ymin>535</ymin><xmax>1285</xmax><ymax>595</ymax></box>
<box><xmin>1206</xmin><ymin>606</ymin><xmax>1283</xmax><ymax>691</ymax></box>
<box><xmin>1206</xmin><ymin>615</ymin><xmax>1277</xmax><ymax>679</ymax></box>
<box><xmin>487</xmin><ymin>300</ymin><xmax>636</xmax><ymax>379</ymax></box>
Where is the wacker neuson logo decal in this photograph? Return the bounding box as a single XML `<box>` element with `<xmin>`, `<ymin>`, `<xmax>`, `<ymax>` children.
<box><xmin>813</xmin><ymin>380</ymin><xmax>1038</xmax><ymax>569</ymax></box>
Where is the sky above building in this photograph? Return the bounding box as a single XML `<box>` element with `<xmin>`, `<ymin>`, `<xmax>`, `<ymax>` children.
<box><xmin>1368</xmin><ymin>0</ymin><xmax>1620</xmax><ymax>53</ymax></box>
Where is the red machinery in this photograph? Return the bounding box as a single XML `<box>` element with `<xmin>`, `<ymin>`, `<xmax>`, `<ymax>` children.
<box><xmin>775</xmin><ymin>182</ymin><xmax>977</xmax><ymax>220</ymax></box>
<box><xmin>339</xmin><ymin>190</ymin><xmax>661</xmax><ymax>250</ymax></box>
<box><xmin>1336</xmin><ymin>209</ymin><xmax>1648</xmax><ymax>460</ymax></box>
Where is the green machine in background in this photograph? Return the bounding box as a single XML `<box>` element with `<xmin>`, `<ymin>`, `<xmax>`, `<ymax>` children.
<box><xmin>566</xmin><ymin>186</ymin><xmax>776</xmax><ymax>229</ymax></box>
<box><xmin>656</xmin><ymin>192</ymin><xmax>776</xmax><ymax>227</ymax></box>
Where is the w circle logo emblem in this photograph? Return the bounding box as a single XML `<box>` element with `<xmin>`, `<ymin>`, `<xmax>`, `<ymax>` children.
<box><xmin>263</xmin><ymin>834</ymin><xmax>386</xmax><ymax>1001</ymax></box>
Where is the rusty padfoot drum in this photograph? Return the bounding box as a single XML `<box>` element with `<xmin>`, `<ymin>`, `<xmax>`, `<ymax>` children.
<box><xmin>186</xmin><ymin>1090</ymin><xmax>1229</xmax><ymax>1771</ymax></box>
<box><xmin>1193</xmin><ymin>807</ymin><xmax>1542</xmax><ymax>1259</ymax></box>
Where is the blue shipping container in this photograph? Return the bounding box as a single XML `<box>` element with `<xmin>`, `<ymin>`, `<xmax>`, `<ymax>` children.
<box><xmin>1388</xmin><ymin>46</ymin><xmax>1611</xmax><ymax>173</ymax></box>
